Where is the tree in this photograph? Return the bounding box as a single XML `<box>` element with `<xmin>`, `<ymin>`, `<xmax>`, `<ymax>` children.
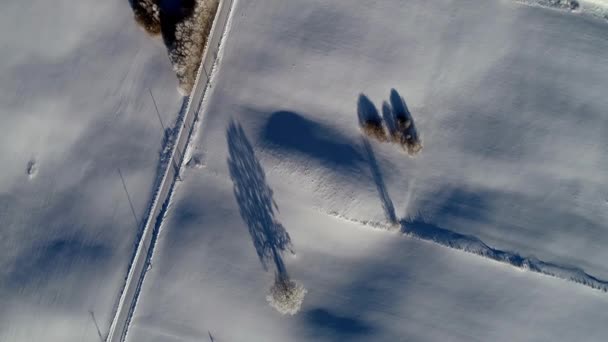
<box><xmin>266</xmin><ymin>276</ymin><xmax>307</xmax><ymax>315</ymax></box>
<box><xmin>132</xmin><ymin>0</ymin><xmax>161</xmax><ymax>36</ymax></box>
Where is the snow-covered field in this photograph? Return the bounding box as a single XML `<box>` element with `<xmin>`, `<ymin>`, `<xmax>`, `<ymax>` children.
<box><xmin>0</xmin><ymin>0</ymin><xmax>186</xmax><ymax>341</ymax></box>
<box><xmin>124</xmin><ymin>0</ymin><xmax>608</xmax><ymax>341</ymax></box>
<box><xmin>3</xmin><ymin>0</ymin><xmax>608</xmax><ymax>341</ymax></box>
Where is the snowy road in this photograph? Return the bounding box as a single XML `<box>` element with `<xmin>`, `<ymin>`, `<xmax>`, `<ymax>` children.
<box><xmin>106</xmin><ymin>1</ymin><xmax>234</xmax><ymax>341</ymax></box>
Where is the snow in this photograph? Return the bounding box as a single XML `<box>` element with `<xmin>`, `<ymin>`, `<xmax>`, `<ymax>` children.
<box><xmin>125</xmin><ymin>0</ymin><xmax>608</xmax><ymax>341</ymax></box>
<box><xmin>2</xmin><ymin>0</ymin><xmax>608</xmax><ymax>341</ymax></box>
<box><xmin>0</xmin><ymin>0</ymin><xmax>186</xmax><ymax>341</ymax></box>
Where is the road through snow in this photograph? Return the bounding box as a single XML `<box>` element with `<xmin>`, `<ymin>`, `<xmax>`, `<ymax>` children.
<box><xmin>105</xmin><ymin>1</ymin><xmax>235</xmax><ymax>341</ymax></box>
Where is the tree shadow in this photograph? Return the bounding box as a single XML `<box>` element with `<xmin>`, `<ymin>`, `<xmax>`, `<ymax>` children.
<box><xmin>357</xmin><ymin>94</ymin><xmax>382</xmax><ymax>126</ymax></box>
<box><xmin>400</xmin><ymin>217</ymin><xmax>608</xmax><ymax>292</ymax></box>
<box><xmin>262</xmin><ymin>111</ymin><xmax>365</xmax><ymax>170</ymax></box>
<box><xmin>389</xmin><ymin>89</ymin><xmax>422</xmax><ymax>155</ymax></box>
<box><xmin>356</xmin><ymin>96</ymin><xmax>397</xmax><ymax>224</ymax></box>
<box><xmin>362</xmin><ymin>138</ymin><xmax>397</xmax><ymax>225</ymax></box>
<box><xmin>7</xmin><ymin>237</ymin><xmax>110</xmax><ymax>289</ymax></box>
<box><xmin>304</xmin><ymin>308</ymin><xmax>375</xmax><ymax>339</ymax></box>
<box><xmin>226</xmin><ymin>120</ymin><xmax>292</xmax><ymax>280</ymax></box>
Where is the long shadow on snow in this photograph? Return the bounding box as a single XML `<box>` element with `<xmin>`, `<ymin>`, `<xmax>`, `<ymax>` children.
<box><xmin>262</xmin><ymin>111</ymin><xmax>365</xmax><ymax>171</ymax></box>
<box><xmin>409</xmin><ymin>184</ymin><xmax>608</xmax><ymax>290</ymax></box>
<box><xmin>300</xmin><ymin>252</ymin><xmax>405</xmax><ymax>341</ymax></box>
<box><xmin>415</xmin><ymin>184</ymin><xmax>606</xmax><ymax>246</ymax></box>
<box><xmin>362</xmin><ymin>138</ymin><xmax>397</xmax><ymax>225</ymax></box>
<box><xmin>360</xmin><ymin>143</ymin><xmax>608</xmax><ymax>293</ymax></box>
<box><xmin>401</xmin><ymin>219</ymin><xmax>608</xmax><ymax>292</ymax></box>
<box><xmin>227</xmin><ymin>121</ymin><xmax>293</xmax><ymax>279</ymax></box>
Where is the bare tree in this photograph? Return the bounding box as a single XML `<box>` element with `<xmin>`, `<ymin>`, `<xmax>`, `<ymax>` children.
<box><xmin>167</xmin><ymin>0</ymin><xmax>220</xmax><ymax>94</ymax></box>
<box><xmin>361</xmin><ymin>119</ymin><xmax>389</xmax><ymax>143</ymax></box>
<box><xmin>358</xmin><ymin>94</ymin><xmax>388</xmax><ymax>142</ymax></box>
<box><xmin>389</xmin><ymin>89</ymin><xmax>423</xmax><ymax>156</ymax></box>
<box><xmin>129</xmin><ymin>0</ymin><xmax>220</xmax><ymax>94</ymax></box>
<box><xmin>132</xmin><ymin>0</ymin><xmax>161</xmax><ymax>36</ymax></box>
<box><xmin>266</xmin><ymin>275</ymin><xmax>308</xmax><ymax>315</ymax></box>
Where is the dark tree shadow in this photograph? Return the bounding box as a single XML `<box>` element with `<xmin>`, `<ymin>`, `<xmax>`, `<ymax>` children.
<box><xmin>389</xmin><ymin>89</ymin><xmax>422</xmax><ymax>155</ymax></box>
<box><xmin>227</xmin><ymin>121</ymin><xmax>292</xmax><ymax>280</ymax></box>
<box><xmin>362</xmin><ymin>138</ymin><xmax>397</xmax><ymax>225</ymax></box>
<box><xmin>304</xmin><ymin>308</ymin><xmax>375</xmax><ymax>339</ymax></box>
<box><xmin>262</xmin><ymin>111</ymin><xmax>365</xmax><ymax>169</ymax></box>
<box><xmin>7</xmin><ymin>238</ymin><xmax>110</xmax><ymax>289</ymax></box>
<box><xmin>357</xmin><ymin>94</ymin><xmax>381</xmax><ymax>126</ymax></box>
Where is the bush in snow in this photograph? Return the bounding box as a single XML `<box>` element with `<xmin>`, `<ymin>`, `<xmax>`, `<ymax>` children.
<box><xmin>129</xmin><ymin>0</ymin><xmax>219</xmax><ymax>94</ymax></box>
<box><xmin>391</xmin><ymin>116</ymin><xmax>422</xmax><ymax>156</ymax></box>
<box><xmin>166</xmin><ymin>0</ymin><xmax>219</xmax><ymax>95</ymax></box>
<box><xmin>361</xmin><ymin>119</ymin><xmax>388</xmax><ymax>143</ymax></box>
<box><xmin>266</xmin><ymin>277</ymin><xmax>307</xmax><ymax>315</ymax></box>
<box><xmin>132</xmin><ymin>0</ymin><xmax>161</xmax><ymax>36</ymax></box>
<box><xmin>401</xmin><ymin>134</ymin><xmax>423</xmax><ymax>156</ymax></box>
<box><xmin>394</xmin><ymin>115</ymin><xmax>411</xmax><ymax>132</ymax></box>
<box><xmin>358</xmin><ymin>94</ymin><xmax>388</xmax><ymax>142</ymax></box>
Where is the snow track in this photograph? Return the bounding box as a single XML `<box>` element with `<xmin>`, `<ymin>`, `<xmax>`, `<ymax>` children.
<box><xmin>105</xmin><ymin>1</ymin><xmax>235</xmax><ymax>341</ymax></box>
<box><xmin>517</xmin><ymin>0</ymin><xmax>608</xmax><ymax>20</ymax></box>
<box><xmin>326</xmin><ymin>211</ymin><xmax>608</xmax><ymax>293</ymax></box>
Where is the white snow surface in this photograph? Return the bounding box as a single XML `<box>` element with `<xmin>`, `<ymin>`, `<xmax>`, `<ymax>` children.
<box><xmin>126</xmin><ymin>0</ymin><xmax>608</xmax><ymax>341</ymax></box>
<box><xmin>2</xmin><ymin>0</ymin><xmax>608</xmax><ymax>341</ymax></box>
<box><xmin>0</xmin><ymin>0</ymin><xmax>185</xmax><ymax>341</ymax></box>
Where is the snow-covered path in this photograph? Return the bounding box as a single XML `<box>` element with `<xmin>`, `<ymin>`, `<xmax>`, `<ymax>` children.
<box><xmin>106</xmin><ymin>1</ymin><xmax>235</xmax><ymax>341</ymax></box>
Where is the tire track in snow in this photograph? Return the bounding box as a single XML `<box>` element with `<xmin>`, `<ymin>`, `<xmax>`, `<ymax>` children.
<box><xmin>106</xmin><ymin>1</ymin><xmax>236</xmax><ymax>341</ymax></box>
<box><xmin>325</xmin><ymin>211</ymin><xmax>608</xmax><ymax>293</ymax></box>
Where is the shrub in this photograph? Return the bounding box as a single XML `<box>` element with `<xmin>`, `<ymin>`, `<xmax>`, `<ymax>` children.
<box><xmin>132</xmin><ymin>0</ymin><xmax>161</xmax><ymax>36</ymax></box>
<box><xmin>266</xmin><ymin>278</ymin><xmax>307</xmax><ymax>315</ymax></box>
<box><xmin>403</xmin><ymin>137</ymin><xmax>423</xmax><ymax>156</ymax></box>
<box><xmin>396</xmin><ymin>131</ymin><xmax>423</xmax><ymax>156</ymax></box>
<box><xmin>168</xmin><ymin>0</ymin><xmax>219</xmax><ymax>94</ymax></box>
<box><xmin>361</xmin><ymin>119</ymin><xmax>388</xmax><ymax>143</ymax></box>
<box><xmin>392</xmin><ymin>115</ymin><xmax>422</xmax><ymax>156</ymax></box>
